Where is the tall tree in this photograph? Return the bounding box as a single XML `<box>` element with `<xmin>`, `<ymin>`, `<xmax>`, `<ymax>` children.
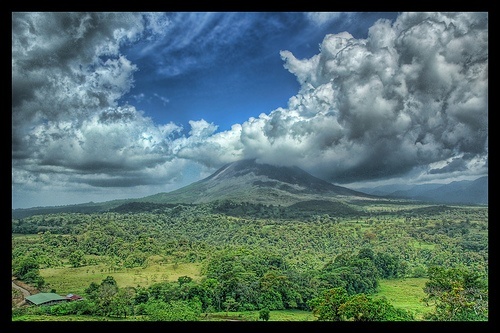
<box><xmin>423</xmin><ymin>266</ymin><xmax>488</xmax><ymax>321</ymax></box>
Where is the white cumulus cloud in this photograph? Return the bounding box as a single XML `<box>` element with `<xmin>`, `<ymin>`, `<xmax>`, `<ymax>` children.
<box><xmin>192</xmin><ymin>12</ymin><xmax>488</xmax><ymax>184</ymax></box>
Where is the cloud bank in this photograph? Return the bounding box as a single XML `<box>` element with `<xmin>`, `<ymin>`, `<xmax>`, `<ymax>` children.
<box><xmin>182</xmin><ymin>12</ymin><xmax>488</xmax><ymax>184</ymax></box>
<box><xmin>12</xmin><ymin>12</ymin><xmax>488</xmax><ymax>207</ymax></box>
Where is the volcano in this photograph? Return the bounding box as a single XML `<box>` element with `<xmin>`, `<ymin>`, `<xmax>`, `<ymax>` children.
<box><xmin>12</xmin><ymin>159</ymin><xmax>380</xmax><ymax>218</ymax></box>
<box><xmin>141</xmin><ymin>159</ymin><xmax>374</xmax><ymax>206</ymax></box>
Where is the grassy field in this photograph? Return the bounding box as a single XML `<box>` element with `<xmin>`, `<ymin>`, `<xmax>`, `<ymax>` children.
<box><xmin>12</xmin><ymin>314</ymin><xmax>144</xmax><ymax>321</ymax></box>
<box><xmin>36</xmin><ymin>262</ymin><xmax>431</xmax><ymax>321</ymax></box>
<box><xmin>12</xmin><ymin>310</ymin><xmax>315</xmax><ymax>322</ymax></box>
<box><xmin>205</xmin><ymin>309</ymin><xmax>316</xmax><ymax>321</ymax></box>
<box><xmin>39</xmin><ymin>261</ymin><xmax>431</xmax><ymax>320</ymax></box>
<box><xmin>40</xmin><ymin>262</ymin><xmax>202</xmax><ymax>295</ymax></box>
<box><xmin>375</xmin><ymin>278</ymin><xmax>433</xmax><ymax>320</ymax></box>
<box><xmin>411</xmin><ymin>241</ymin><xmax>435</xmax><ymax>250</ymax></box>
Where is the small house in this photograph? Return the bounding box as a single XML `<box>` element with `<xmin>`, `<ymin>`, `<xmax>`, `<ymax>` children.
<box><xmin>25</xmin><ymin>293</ymin><xmax>69</xmax><ymax>306</ymax></box>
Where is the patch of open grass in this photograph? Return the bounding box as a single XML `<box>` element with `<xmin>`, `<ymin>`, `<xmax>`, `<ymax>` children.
<box><xmin>12</xmin><ymin>314</ymin><xmax>144</xmax><ymax>321</ymax></box>
<box><xmin>203</xmin><ymin>309</ymin><xmax>316</xmax><ymax>321</ymax></box>
<box><xmin>412</xmin><ymin>241</ymin><xmax>435</xmax><ymax>250</ymax></box>
<box><xmin>12</xmin><ymin>310</ymin><xmax>315</xmax><ymax>322</ymax></box>
<box><xmin>375</xmin><ymin>278</ymin><xmax>433</xmax><ymax>320</ymax></box>
<box><xmin>12</xmin><ymin>233</ymin><xmax>37</xmax><ymax>238</ymax></box>
<box><xmin>266</xmin><ymin>309</ymin><xmax>316</xmax><ymax>321</ymax></box>
<box><xmin>40</xmin><ymin>261</ymin><xmax>202</xmax><ymax>295</ymax></box>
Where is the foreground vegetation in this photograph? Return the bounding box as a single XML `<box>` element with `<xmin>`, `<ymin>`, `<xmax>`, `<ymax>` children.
<box><xmin>12</xmin><ymin>200</ymin><xmax>488</xmax><ymax>321</ymax></box>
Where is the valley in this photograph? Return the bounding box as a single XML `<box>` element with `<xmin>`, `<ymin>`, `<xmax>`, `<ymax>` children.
<box><xmin>11</xmin><ymin>160</ymin><xmax>488</xmax><ymax>322</ymax></box>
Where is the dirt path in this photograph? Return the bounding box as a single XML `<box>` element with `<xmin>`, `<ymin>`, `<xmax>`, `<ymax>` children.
<box><xmin>12</xmin><ymin>278</ymin><xmax>31</xmax><ymax>307</ymax></box>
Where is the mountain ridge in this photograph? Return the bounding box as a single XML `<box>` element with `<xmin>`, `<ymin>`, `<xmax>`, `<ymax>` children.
<box><xmin>12</xmin><ymin>160</ymin><xmax>488</xmax><ymax>219</ymax></box>
<box><xmin>358</xmin><ymin>176</ymin><xmax>488</xmax><ymax>205</ymax></box>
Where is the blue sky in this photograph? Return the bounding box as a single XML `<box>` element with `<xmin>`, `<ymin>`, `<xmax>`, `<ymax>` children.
<box><xmin>119</xmin><ymin>12</ymin><xmax>399</xmax><ymax>132</ymax></box>
<box><xmin>12</xmin><ymin>12</ymin><xmax>488</xmax><ymax>209</ymax></box>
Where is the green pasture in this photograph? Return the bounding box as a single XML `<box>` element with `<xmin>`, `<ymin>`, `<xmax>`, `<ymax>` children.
<box><xmin>205</xmin><ymin>309</ymin><xmax>316</xmax><ymax>321</ymax></box>
<box><xmin>375</xmin><ymin>278</ymin><xmax>433</xmax><ymax>320</ymax></box>
<box><xmin>411</xmin><ymin>241</ymin><xmax>435</xmax><ymax>250</ymax></box>
<box><xmin>12</xmin><ymin>233</ymin><xmax>39</xmax><ymax>239</ymax></box>
<box><xmin>12</xmin><ymin>309</ymin><xmax>315</xmax><ymax>322</ymax></box>
<box><xmin>12</xmin><ymin>314</ymin><xmax>143</xmax><ymax>321</ymax></box>
<box><xmin>40</xmin><ymin>261</ymin><xmax>202</xmax><ymax>295</ymax></box>
<box><xmin>12</xmin><ymin>275</ymin><xmax>440</xmax><ymax>322</ymax></box>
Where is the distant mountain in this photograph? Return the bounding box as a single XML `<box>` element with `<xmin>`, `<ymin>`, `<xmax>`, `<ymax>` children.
<box><xmin>140</xmin><ymin>159</ymin><xmax>375</xmax><ymax>206</ymax></box>
<box><xmin>11</xmin><ymin>199</ymin><xmax>131</xmax><ymax>219</ymax></box>
<box><xmin>358</xmin><ymin>176</ymin><xmax>488</xmax><ymax>205</ymax></box>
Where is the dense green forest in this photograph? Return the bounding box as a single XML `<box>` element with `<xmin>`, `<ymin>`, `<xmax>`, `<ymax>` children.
<box><xmin>11</xmin><ymin>200</ymin><xmax>488</xmax><ymax>321</ymax></box>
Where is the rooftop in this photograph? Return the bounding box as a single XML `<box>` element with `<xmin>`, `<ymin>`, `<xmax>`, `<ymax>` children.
<box><xmin>25</xmin><ymin>293</ymin><xmax>67</xmax><ymax>305</ymax></box>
